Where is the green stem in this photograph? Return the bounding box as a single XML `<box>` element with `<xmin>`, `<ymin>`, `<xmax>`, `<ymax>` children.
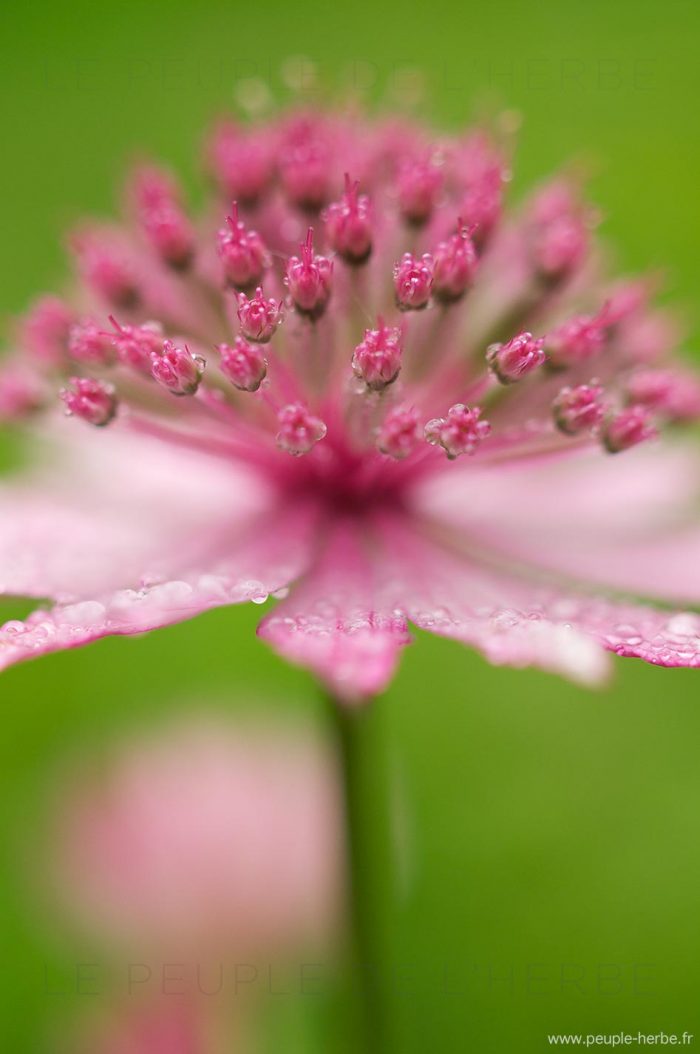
<box><xmin>327</xmin><ymin>696</ymin><xmax>390</xmax><ymax>1054</ymax></box>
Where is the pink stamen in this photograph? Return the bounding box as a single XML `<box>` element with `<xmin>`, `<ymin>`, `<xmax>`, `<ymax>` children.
<box><xmin>545</xmin><ymin>313</ymin><xmax>607</xmax><ymax>370</ymax></box>
<box><xmin>601</xmin><ymin>405</ymin><xmax>657</xmax><ymax>454</ymax></box>
<box><xmin>552</xmin><ymin>382</ymin><xmax>605</xmax><ymax>435</ymax></box>
<box><xmin>394</xmin><ymin>253</ymin><xmax>434</xmax><ymax>311</ymax></box>
<box><xmin>285</xmin><ymin>228</ymin><xmax>333</xmax><ymax>319</ymax></box>
<box><xmin>352</xmin><ymin>317</ymin><xmax>403</xmax><ymax>391</ymax></box>
<box><xmin>397</xmin><ymin>155</ymin><xmax>444</xmax><ymax>227</ymax></box>
<box><xmin>624</xmin><ymin>368</ymin><xmax>700</xmax><ymax>423</ymax></box>
<box><xmin>237</xmin><ymin>287</ymin><xmax>283</xmax><ymax>344</ymax></box>
<box><xmin>217</xmin><ymin>203</ymin><xmax>269</xmax><ymax>291</ymax></box>
<box><xmin>376</xmin><ymin>405</ymin><xmax>421</xmax><ymax>459</ymax></box>
<box><xmin>425</xmin><ymin>403</ymin><xmax>491</xmax><ymax>459</ymax></box>
<box><xmin>132</xmin><ymin>165</ymin><xmax>195</xmax><ymax>270</ymax></box>
<box><xmin>279</xmin><ymin>123</ymin><xmax>332</xmax><ymax>211</ymax></box>
<box><xmin>276</xmin><ymin>402</ymin><xmax>327</xmax><ymax>456</ymax></box>
<box><xmin>432</xmin><ymin>220</ymin><xmax>478</xmax><ymax>304</ymax></box>
<box><xmin>208</xmin><ymin>122</ymin><xmax>274</xmax><ymax>205</ymax></box>
<box><xmin>528</xmin><ymin>182</ymin><xmax>589</xmax><ymax>282</ymax></box>
<box><xmin>217</xmin><ymin>337</ymin><xmax>268</xmax><ymax>392</ymax></box>
<box><xmin>21</xmin><ymin>296</ymin><xmax>74</xmax><ymax>365</ymax></box>
<box><xmin>151</xmin><ymin>340</ymin><xmax>205</xmax><ymax>396</ymax></box>
<box><xmin>109</xmin><ymin>316</ymin><xmax>165</xmax><ymax>373</ymax></box>
<box><xmin>60</xmin><ymin>377</ymin><xmax>117</xmax><ymax>427</ymax></box>
<box><xmin>71</xmin><ymin>233</ymin><xmax>139</xmax><ymax>308</ymax></box>
<box><xmin>323</xmin><ymin>175</ymin><xmax>373</xmax><ymax>265</ymax></box>
<box><xmin>487</xmin><ymin>331</ymin><xmax>545</xmax><ymax>385</ymax></box>
<box><xmin>68</xmin><ymin>318</ymin><xmax>115</xmax><ymax>366</ymax></box>
<box><xmin>0</xmin><ymin>363</ymin><xmax>44</xmax><ymax>420</ymax></box>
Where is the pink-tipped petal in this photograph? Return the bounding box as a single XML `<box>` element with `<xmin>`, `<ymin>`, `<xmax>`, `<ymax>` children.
<box><xmin>258</xmin><ymin>523</ymin><xmax>412</xmax><ymax>702</ymax></box>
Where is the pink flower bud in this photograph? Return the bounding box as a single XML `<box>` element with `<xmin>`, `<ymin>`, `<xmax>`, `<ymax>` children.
<box><xmin>21</xmin><ymin>296</ymin><xmax>74</xmax><ymax>365</ymax></box>
<box><xmin>459</xmin><ymin>172</ymin><xmax>503</xmax><ymax>244</ymax></box>
<box><xmin>528</xmin><ymin>183</ymin><xmax>589</xmax><ymax>282</ymax></box>
<box><xmin>280</xmin><ymin>128</ymin><xmax>332</xmax><ymax>211</ymax></box>
<box><xmin>0</xmin><ymin>363</ymin><xmax>44</xmax><ymax>420</ymax></box>
<box><xmin>601</xmin><ymin>405</ymin><xmax>657</xmax><ymax>453</ymax></box>
<box><xmin>130</xmin><ymin>165</ymin><xmax>194</xmax><ymax>268</ymax></box>
<box><xmin>397</xmin><ymin>156</ymin><xmax>444</xmax><ymax>226</ymax></box>
<box><xmin>217</xmin><ymin>337</ymin><xmax>267</xmax><ymax>392</ymax></box>
<box><xmin>109</xmin><ymin>317</ymin><xmax>164</xmax><ymax>373</ymax></box>
<box><xmin>425</xmin><ymin>403</ymin><xmax>491</xmax><ymax>459</ymax></box>
<box><xmin>151</xmin><ymin>340</ymin><xmax>205</xmax><ymax>396</ymax></box>
<box><xmin>237</xmin><ymin>287</ymin><xmax>283</xmax><ymax>344</ymax></box>
<box><xmin>60</xmin><ymin>377</ymin><xmax>117</xmax><ymax>427</ymax></box>
<box><xmin>208</xmin><ymin>122</ymin><xmax>274</xmax><ymax>205</ymax></box>
<box><xmin>352</xmin><ymin>318</ymin><xmax>402</xmax><ymax>391</ymax></box>
<box><xmin>376</xmin><ymin>405</ymin><xmax>421</xmax><ymax>459</ymax></box>
<box><xmin>487</xmin><ymin>331</ymin><xmax>545</xmax><ymax>385</ymax></box>
<box><xmin>71</xmin><ymin>232</ymin><xmax>140</xmax><ymax>308</ymax></box>
<box><xmin>393</xmin><ymin>252</ymin><xmax>434</xmax><ymax>311</ymax></box>
<box><xmin>432</xmin><ymin>222</ymin><xmax>478</xmax><ymax>303</ymax></box>
<box><xmin>552</xmin><ymin>383</ymin><xmax>605</xmax><ymax>435</ymax></box>
<box><xmin>217</xmin><ymin>204</ymin><xmax>269</xmax><ymax>291</ymax></box>
<box><xmin>544</xmin><ymin>313</ymin><xmax>607</xmax><ymax>370</ymax></box>
<box><xmin>276</xmin><ymin>402</ymin><xmax>327</xmax><ymax>456</ymax></box>
<box><xmin>142</xmin><ymin>205</ymin><xmax>195</xmax><ymax>270</ymax></box>
<box><xmin>323</xmin><ymin>176</ymin><xmax>373</xmax><ymax>265</ymax></box>
<box><xmin>68</xmin><ymin>318</ymin><xmax>115</xmax><ymax>366</ymax></box>
<box><xmin>285</xmin><ymin>229</ymin><xmax>333</xmax><ymax>319</ymax></box>
<box><xmin>624</xmin><ymin>368</ymin><xmax>700</xmax><ymax>423</ymax></box>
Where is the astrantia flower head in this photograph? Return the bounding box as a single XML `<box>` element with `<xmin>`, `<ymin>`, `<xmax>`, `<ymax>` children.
<box><xmin>2</xmin><ymin>102</ymin><xmax>700</xmax><ymax>700</ymax></box>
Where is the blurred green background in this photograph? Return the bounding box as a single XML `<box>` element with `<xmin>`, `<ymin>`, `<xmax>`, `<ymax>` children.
<box><xmin>1</xmin><ymin>0</ymin><xmax>700</xmax><ymax>1050</ymax></box>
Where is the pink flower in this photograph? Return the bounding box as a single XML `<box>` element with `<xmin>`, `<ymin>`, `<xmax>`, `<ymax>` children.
<box><xmin>2</xmin><ymin>107</ymin><xmax>700</xmax><ymax>700</ymax></box>
<box><xmin>79</xmin><ymin>1000</ymin><xmax>212</xmax><ymax>1054</ymax></box>
<box><xmin>52</xmin><ymin>717</ymin><xmax>341</xmax><ymax>957</ymax></box>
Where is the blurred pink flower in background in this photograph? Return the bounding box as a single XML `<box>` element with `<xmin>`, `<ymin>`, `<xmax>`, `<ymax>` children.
<box><xmin>53</xmin><ymin>716</ymin><xmax>342</xmax><ymax>957</ymax></box>
<box><xmin>75</xmin><ymin>999</ymin><xmax>215</xmax><ymax>1054</ymax></box>
<box><xmin>1</xmin><ymin>108</ymin><xmax>700</xmax><ymax>700</ymax></box>
<box><xmin>48</xmin><ymin>715</ymin><xmax>341</xmax><ymax>1053</ymax></box>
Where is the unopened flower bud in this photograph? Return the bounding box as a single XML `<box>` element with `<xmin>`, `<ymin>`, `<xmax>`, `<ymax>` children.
<box><xmin>68</xmin><ymin>318</ymin><xmax>115</xmax><ymax>366</ymax></box>
<box><xmin>377</xmin><ymin>405</ymin><xmax>421</xmax><ymax>459</ymax></box>
<box><xmin>432</xmin><ymin>222</ymin><xmax>478</xmax><ymax>304</ymax></box>
<box><xmin>397</xmin><ymin>156</ymin><xmax>443</xmax><ymax>226</ymax></box>
<box><xmin>352</xmin><ymin>318</ymin><xmax>402</xmax><ymax>391</ymax></box>
<box><xmin>624</xmin><ymin>368</ymin><xmax>700</xmax><ymax>423</ymax></box>
<box><xmin>601</xmin><ymin>405</ymin><xmax>657</xmax><ymax>454</ymax></box>
<box><xmin>109</xmin><ymin>317</ymin><xmax>164</xmax><ymax>373</ymax></box>
<box><xmin>218</xmin><ymin>338</ymin><xmax>267</xmax><ymax>392</ymax></box>
<box><xmin>237</xmin><ymin>288</ymin><xmax>283</xmax><ymax>344</ymax></box>
<box><xmin>276</xmin><ymin>402</ymin><xmax>327</xmax><ymax>455</ymax></box>
<box><xmin>60</xmin><ymin>377</ymin><xmax>117</xmax><ymax>427</ymax></box>
<box><xmin>323</xmin><ymin>176</ymin><xmax>373</xmax><ymax>265</ymax></box>
<box><xmin>552</xmin><ymin>383</ymin><xmax>605</xmax><ymax>435</ymax></box>
<box><xmin>217</xmin><ymin>204</ymin><xmax>269</xmax><ymax>291</ymax></box>
<box><xmin>22</xmin><ymin>296</ymin><xmax>74</xmax><ymax>366</ymax></box>
<box><xmin>208</xmin><ymin>122</ymin><xmax>274</xmax><ymax>205</ymax></box>
<box><xmin>71</xmin><ymin>232</ymin><xmax>140</xmax><ymax>308</ymax></box>
<box><xmin>487</xmin><ymin>331</ymin><xmax>545</xmax><ymax>385</ymax></box>
<box><xmin>151</xmin><ymin>340</ymin><xmax>204</xmax><ymax>396</ymax></box>
<box><xmin>544</xmin><ymin>314</ymin><xmax>607</xmax><ymax>370</ymax></box>
<box><xmin>394</xmin><ymin>253</ymin><xmax>433</xmax><ymax>311</ymax></box>
<box><xmin>425</xmin><ymin>403</ymin><xmax>490</xmax><ymax>459</ymax></box>
<box><xmin>285</xmin><ymin>229</ymin><xmax>333</xmax><ymax>319</ymax></box>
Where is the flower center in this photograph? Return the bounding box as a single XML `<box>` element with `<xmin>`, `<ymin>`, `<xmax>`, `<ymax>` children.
<box><xmin>281</xmin><ymin>440</ymin><xmax>409</xmax><ymax>517</ymax></box>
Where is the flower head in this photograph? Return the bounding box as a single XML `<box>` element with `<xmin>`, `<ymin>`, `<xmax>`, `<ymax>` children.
<box><xmin>2</xmin><ymin>104</ymin><xmax>700</xmax><ymax>699</ymax></box>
